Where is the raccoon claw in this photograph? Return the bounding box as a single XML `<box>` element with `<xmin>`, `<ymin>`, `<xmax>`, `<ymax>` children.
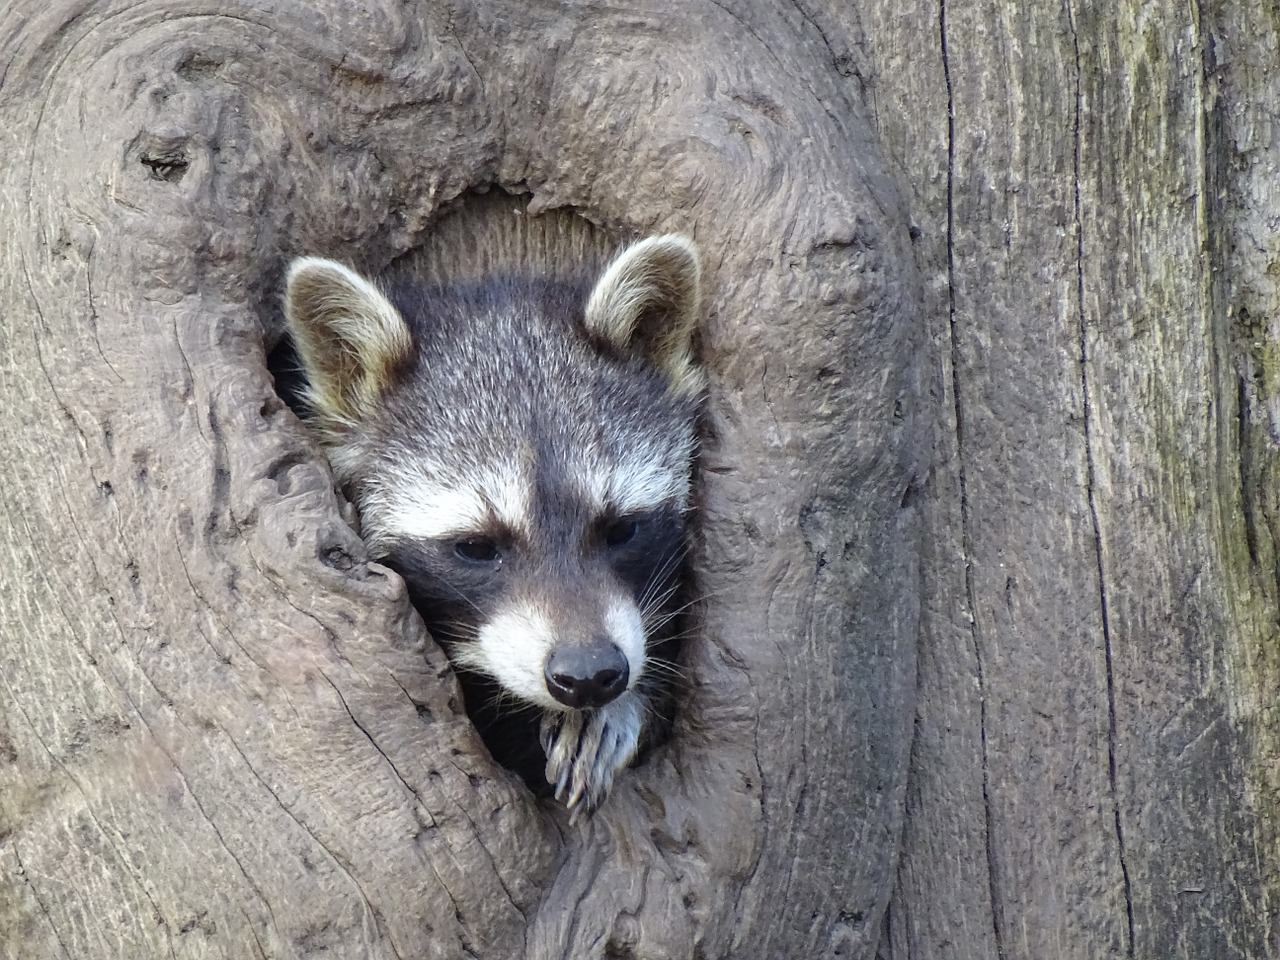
<box><xmin>540</xmin><ymin>693</ymin><xmax>643</xmax><ymax>821</ymax></box>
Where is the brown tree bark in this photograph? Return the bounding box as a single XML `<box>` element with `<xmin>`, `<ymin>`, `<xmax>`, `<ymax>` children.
<box><xmin>0</xmin><ymin>2</ymin><xmax>921</xmax><ymax>958</ymax></box>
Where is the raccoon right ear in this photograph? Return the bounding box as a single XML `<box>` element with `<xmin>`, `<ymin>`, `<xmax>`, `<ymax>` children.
<box><xmin>585</xmin><ymin>234</ymin><xmax>705</xmax><ymax>400</ymax></box>
<box><xmin>283</xmin><ymin>257</ymin><xmax>412</xmax><ymax>419</ymax></box>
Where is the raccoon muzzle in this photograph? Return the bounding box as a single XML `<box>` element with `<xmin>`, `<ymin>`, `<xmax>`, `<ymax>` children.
<box><xmin>543</xmin><ymin>639</ymin><xmax>631</xmax><ymax>709</ymax></box>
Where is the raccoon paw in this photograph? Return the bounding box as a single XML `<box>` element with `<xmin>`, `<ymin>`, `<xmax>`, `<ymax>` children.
<box><xmin>540</xmin><ymin>692</ymin><xmax>644</xmax><ymax>820</ymax></box>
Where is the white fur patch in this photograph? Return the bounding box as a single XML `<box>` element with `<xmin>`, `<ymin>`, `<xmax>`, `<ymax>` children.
<box><xmin>385</xmin><ymin>482</ymin><xmax>488</xmax><ymax>539</ymax></box>
<box><xmin>475</xmin><ymin>462</ymin><xmax>532</xmax><ymax>536</ymax></box>
<box><xmin>603</xmin><ymin>596</ymin><xmax>646</xmax><ymax>683</ymax></box>
<box><xmin>575</xmin><ymin>449</ymin><xmax>692</xmax><ymax>516</ymax></box>
<box><xmin>456</xmin><ymin>594</ymin><xmax>645</xmax><ymax>712</ymax></box>
<box><xmin>457</xmin><ymin>604</ymin><xmax>560</xmax><ymax>708</ymax></box>
<box><xmin>609</xmin><ymin>457</ymin><xmax>691</xmax><ymax>515</ymax></box>
<box><xmin>378</xmin><ymin>461</ymin><xmax>532</xmax><ymax>540</ymax></box>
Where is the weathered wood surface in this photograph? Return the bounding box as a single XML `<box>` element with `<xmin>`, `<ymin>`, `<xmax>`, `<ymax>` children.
<box><xmin>858</xmin><ymin>1</ymin><xmax>1280</xmax><ymax>957</ymax></box>
<box><xmin>11</xmin><ymin>1</ymin><xmax>1274</xmax><ymax>958</ymax></box>
<box><xmin>0</xmin><ymin>2</ymin><xmax>921</xmax><ymax>958</ymax></box>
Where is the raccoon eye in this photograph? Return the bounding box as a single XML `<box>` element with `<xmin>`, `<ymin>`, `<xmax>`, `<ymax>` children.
<box><xmin>603</xmin><ymin>517</ymin><xmax>640</xmax><ymax>547</ymax></box>
<box><xmin>454</xmin><ymin>537</ymin><xmax>501</xmax><ymax>563</ymax></box>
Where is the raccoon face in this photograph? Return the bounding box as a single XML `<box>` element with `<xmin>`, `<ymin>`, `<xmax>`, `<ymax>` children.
<box><xmin>284</xmin><ymin>233</ymin><xmax>703</xmax><ymax>813</ymax></box>
<box><xmin>371</xmin><ymin>476</ymin><xmax>691</xmax><ymax>716</ymax></box>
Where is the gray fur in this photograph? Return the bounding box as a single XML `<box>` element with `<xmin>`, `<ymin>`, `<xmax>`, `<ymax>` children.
<box><xmin>283</xmin><ymin>196</ymin><xmax>703</xmax><ymax>817</ymax></box>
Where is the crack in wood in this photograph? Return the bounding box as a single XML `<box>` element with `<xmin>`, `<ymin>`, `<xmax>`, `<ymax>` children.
<box><xmin>1065</xmin><ymin>1</ymin><xmax>1136</xmax><ymax>954</ymax></box>
<box><xmin>939</xmin><ymin>3</ymin><xmax>1005</xmax><ymax>959</ymax></box>
<box><xmin>218</xmin><ymin>723</ymin><xmax>405</xmax><ymax>959</ymax></box>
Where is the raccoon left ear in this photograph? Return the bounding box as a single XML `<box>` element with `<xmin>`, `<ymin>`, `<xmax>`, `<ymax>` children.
<box><xmin>283</xmin><ymin>257</ymin><xmax>413</xmax><ymax>420</ymax></box>
<box><xmin>585</xmin><ymin>234</ymin><xmax>705</xmax><ymax>399</ymax></box>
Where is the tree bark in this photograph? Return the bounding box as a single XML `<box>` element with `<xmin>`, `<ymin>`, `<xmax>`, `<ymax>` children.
<box><xmin>0</xmin><ymin>2</ymin><xmax>921</xmax><ymax>958</ymax></box>
<box><xmin>857</xmin><ymin>1</ymin><xmax>1280</xmax><ymax>957</ymax></box>
<box><xmin>12</xmin><ymin>1</ymin><xmax>1275</xmax><ymax>959</ymax></box>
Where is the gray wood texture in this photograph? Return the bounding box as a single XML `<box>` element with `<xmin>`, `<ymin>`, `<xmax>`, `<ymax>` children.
<box><xmin>0</xmin><ymin>1</ymin><xmax>921</xmax><ymax>958</ymax></box>
<box><xmin>5</xmin><ymin>1</ymin><xmax>1277</xmax><ymax>958</ymax></box>
<box><xmin>859</xmin><ymin>1</ymin><xmax>1280</xmax><ymax>958</ymax></box>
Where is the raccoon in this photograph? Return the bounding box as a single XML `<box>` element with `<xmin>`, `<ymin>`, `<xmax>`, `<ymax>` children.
<box><xmin>282</xmin><ymin>203</ymin><xmax>703</xmax><ymax>816</ymax></box>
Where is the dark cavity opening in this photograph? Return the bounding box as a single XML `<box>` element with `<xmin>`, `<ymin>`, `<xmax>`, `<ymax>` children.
<box><xmin>265</xmin><ymin>333</ymin><xmax>309</xmax><ymax>419</ymax></box>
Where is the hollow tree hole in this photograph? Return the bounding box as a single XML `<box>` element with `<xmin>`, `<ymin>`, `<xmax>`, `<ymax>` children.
<box><xmin>266</xmin><ymin>191</ymin><xmax>696</xmax><ymax>802</ymax></box>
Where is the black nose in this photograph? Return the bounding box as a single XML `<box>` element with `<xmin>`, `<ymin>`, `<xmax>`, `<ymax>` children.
<box><xmin>544</xmin><ymin>641</ymin><xmax>630</xmax><ymax>709</ymax></box>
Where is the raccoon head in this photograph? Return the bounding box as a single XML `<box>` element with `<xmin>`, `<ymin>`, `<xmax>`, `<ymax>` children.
<box><xmin>284</xmin><ymin>234</ymin><xmax>703</xmax><ymax>804</ymax></box>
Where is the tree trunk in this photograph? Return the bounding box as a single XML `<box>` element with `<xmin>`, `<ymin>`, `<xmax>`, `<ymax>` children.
<box><xmin>858</xmin><ymin>0</ymin><xmax>1280</xmax><ymax>957</ymax></box>
<box><xmin>8</xmin><ymin>1</ymin><xmax>1278</xmax><ymax>958</ymax></box>
<box><xmin>0</xmin><ymin>2</ymin><xmax>920</xmax><ymax>958</ymax></box>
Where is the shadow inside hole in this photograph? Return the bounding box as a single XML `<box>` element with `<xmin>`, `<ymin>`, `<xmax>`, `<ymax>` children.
<box><xmin>265</xmin><ymin>333</ymin><xmax>310</xmax><ymax>418</ymax></box>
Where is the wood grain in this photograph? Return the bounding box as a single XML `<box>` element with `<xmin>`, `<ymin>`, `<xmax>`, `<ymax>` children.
<box><xmin>862</xmin><ymin>1</ymin><xmax>1279</xmax><ymax>957</ymax></box>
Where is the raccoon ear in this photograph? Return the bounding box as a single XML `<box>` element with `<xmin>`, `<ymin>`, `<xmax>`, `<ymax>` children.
<box><xmin>283</xmin><ymin>257</ymin><xmax>412</xmax><ymax>419</ymax></box>
<box><xmin>585</xmin><ymin>234</ymin><xmax>705</xmax><ymax>399</ymax></box>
